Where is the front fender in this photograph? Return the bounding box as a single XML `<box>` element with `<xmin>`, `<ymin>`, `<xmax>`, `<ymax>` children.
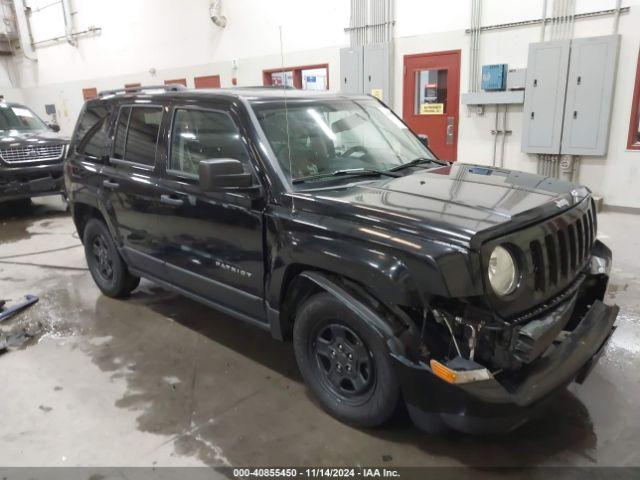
<box><xmin>295</xmin><ymin>271</ymin><xmax>414</xmax><ymax>359</ymax></box>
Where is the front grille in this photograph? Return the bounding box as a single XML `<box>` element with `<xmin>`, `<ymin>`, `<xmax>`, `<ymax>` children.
<box><xmin>483</xmin><ymin>197</ymin><xmax>597</xmax><ymax>319</ymax></box>
<box><xmin>529</xmin><ymin>200</ymin><xmax>597</xmax><ymax>293</ymax></box>
<box><xmin>0</xmin><ymin>145</ymin><xmax>65</xmax><ymax>164</ymax></box>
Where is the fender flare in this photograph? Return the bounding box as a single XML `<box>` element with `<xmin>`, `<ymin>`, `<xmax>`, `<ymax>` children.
<box><xmin>294</xmin><ymin>271</ymin><xmax>413</xmax><ymax>359</ymax></box>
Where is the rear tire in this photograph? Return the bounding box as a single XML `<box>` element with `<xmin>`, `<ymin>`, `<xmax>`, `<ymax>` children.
<box><xmin>293</xmin><ymin>292</ymin><xmax>400</xmax><ymax>428</ymax></box>
<box><xmin>83</xmin><ymin>219</ymin><xmax>139</xmax><ymax>298</ymax></box>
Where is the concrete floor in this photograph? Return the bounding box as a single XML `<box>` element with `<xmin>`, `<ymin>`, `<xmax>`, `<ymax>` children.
<box><xmin>0</xmin><ymin>196</ymin><xmax>638</xmax><ymax>468</ymax></box>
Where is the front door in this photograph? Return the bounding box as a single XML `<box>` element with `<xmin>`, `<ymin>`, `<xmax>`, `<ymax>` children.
<box><xmin>156</xmin><ymin>103</ymin><xmax>266</xmax><ymax>322</ymax></box>
<box><xmin>403</xmin><ymin>50</ymin><xmax>461</xmax><ymax>161</ymax></box>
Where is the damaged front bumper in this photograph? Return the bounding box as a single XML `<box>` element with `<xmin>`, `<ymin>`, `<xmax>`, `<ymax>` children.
<box><xmin>0</xmin><ymin>164</ymin><xmax>65</xmax><ymax>202</ymax></box>
<box><xmin>395</xmin><ymin>245</ymin><xmax>618</xmax><ymax>435</ymax></box>
<box><xmin>396</xmin><ymin>300</ymin><xmax>617</xmax><ymax>434</ymax></box>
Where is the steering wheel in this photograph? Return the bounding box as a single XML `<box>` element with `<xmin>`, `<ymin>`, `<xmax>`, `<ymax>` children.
<box><xmin>341</xmin><ymin>145</ymin><xmax>369</xmax><ymax>158</ymax></box>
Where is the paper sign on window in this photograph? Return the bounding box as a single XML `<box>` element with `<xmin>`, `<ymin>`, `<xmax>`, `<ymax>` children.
<box><xmin>420</xmin><ymin>103</ymin><xmax>444</xmax><ymax>115</ymax></box>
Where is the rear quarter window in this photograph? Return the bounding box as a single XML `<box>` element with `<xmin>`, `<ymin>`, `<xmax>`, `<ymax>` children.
<box><xmin>74</xmin><ymin>103</ymin><xmax>112</xmax><ymax>161</ymax></box>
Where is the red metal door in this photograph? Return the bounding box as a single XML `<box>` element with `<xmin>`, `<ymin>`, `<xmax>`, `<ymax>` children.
<box><xmin>403</xmin><ymin>50</ymin><xmax>461</xmax><ymax>161</ymax></box>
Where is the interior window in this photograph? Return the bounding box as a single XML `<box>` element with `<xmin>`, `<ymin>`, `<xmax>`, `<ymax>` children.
<box><xmin>301</xmin><ymin>67</ymin><xmax>328</xmax><ymax>91</ymax></box>
<box><xmin>414</xmin><ymin>69</ymin><xmax>448</xmax><ymax>115</ymax></box>
<box><xmin>270</xmin><ymin>71</ymin><xmax>294</xmax><ymax>88</ymax></box>
<box><xmin>169</xmin><ymin>109</ymin><xmax>250</xmax><ymax>177</ymax></box>
<box><xmin>75</xmin><ymin>104</ymin><xmax>111</xmax><ymax>160</ymax></box>
<box><xmin>264</xmin><ymin>64</ymin><xmax>329</xmax><ymax>91</ymax></box>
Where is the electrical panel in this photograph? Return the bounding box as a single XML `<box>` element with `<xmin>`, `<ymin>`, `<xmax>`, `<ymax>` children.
<box><xmin>481</xmin><ymin>64</ymin><xmax>507</xmax><ymax>91</ymax></box>
<box><xmin>521</xmin><ymin>35</ymin><xmax>620</xmax><ymax>156</ymax></box>
<box><xmin>561</xmin><ymin>35</ymin><xmax>620</xmax><ymax>156</ymax></box>
<box><xmin>340</xmin><ymin>43</ymin><xmax>392</xmax><ymax>104</ymax></box>
<box><xmin>340</xmin><ymin>47</ymin><xmax>364</xmax><ymax>95</ymax></box>
<box><xmin>364</xmin><ymin>43</ymin><xmax>392</xmax><ymax>104</ymax></box>
<box><xmin>521</xmin><ymin>40</ymin><xmax>571</xmax><ymax>155</ymax></box>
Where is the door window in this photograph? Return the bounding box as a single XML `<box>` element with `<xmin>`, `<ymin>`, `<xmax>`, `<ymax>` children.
<box><xmin>414</xmin><ymin>69</ymin><xmax>448</xmax><ymax>115</ymax></box>
<box><xmin>169</xmin><ymin>109</ymin><xmax>250</xmax><ymax>177</ymax></box>
<box><xmin>74</xmin><ymin>104</ymin><xmax>111</xmax><ymax>161</ymax></box>
<box><xmin>113</xmin><ymin>106</ymin><xmax>163</xmax><ymax>166</ymax></box>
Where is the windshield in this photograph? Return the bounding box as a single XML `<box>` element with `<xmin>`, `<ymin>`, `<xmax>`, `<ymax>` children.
<box><xmin>0</xmin><ymin>103</ymin><xmax>49</xmax><ymax>132</ymax></box>
<box><xmin>251</xmin><ymin>98</ymin><xmax>436</xmax><ymax>184</ymax></box>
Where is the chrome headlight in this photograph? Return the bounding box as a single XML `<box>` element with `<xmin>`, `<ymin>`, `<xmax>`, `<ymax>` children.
<box><xmin>488</xmin><ymin>245</ymin><xmax>518</xmax><ymax>296</ymax></box>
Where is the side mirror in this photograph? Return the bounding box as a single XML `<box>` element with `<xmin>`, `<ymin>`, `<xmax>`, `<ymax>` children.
<box><xmin>48</xmin><ymin>123</ymin><xmax>61</xmax><ymax>133</ymax></box>
<box><xmin>418</xmin><ymin>133</ymin><xmax>429</xmax><ymax>148</ymax></box>
<box><xmin>199</xmin><ymin>158</ymin><xmax>252</xmax><ymax>191</ymax></box>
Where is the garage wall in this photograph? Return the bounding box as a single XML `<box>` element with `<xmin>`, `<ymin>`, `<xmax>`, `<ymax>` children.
<box><xmin>400</xmin><ymin>1</ymin><xmax>640</xmax><ymax>210</ymax></box>
<box><xmin>2</xmin><ymin>0</ymin><xmax>639</xmax><ymax>208</ymax></box>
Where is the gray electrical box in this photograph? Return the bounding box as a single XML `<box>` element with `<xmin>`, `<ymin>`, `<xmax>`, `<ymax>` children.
<box><xmin>522</xmin><ymin>35</ymin><xmax>620</xmax><ymax>156</ymax></box>
<box><xmin>340</xmin><ymin>42</ymin><xmax>392</xmax><ymax>104</ymax></box>
<box><xmin>364</xmin><ymin>43</ymin><xmax>392</xmax><ymax>104</ymax></box>
<box><xmin>340</xmin><ymin>46</ymin><xmax>364</xmax><ymax>95</ymax></box>
<box><xmin>507</xmin><ymin>68</ymin><xmax>526</xmax><ymax>90</ymax></box>
<box><xmin>561</xmin><ymin>35</ymin><xmax>620</xmax><ymax>156</ymax></box>
<box><xmin>521</xmin><ymin>40</ymin><xmax>571</xmax><ymax>155</ymax></box>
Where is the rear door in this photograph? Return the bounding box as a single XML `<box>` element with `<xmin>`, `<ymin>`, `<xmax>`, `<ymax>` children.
<box><xmin>101</xmin><ymin>103</ymin><xmax>167</xmax><ymax>277</ymax></box>
<box><xmin>156</xmin><ymin>102</ymin><xmax>266</xmax><ymax>321</ymax></box>
<box><xmin>66</xmin><ymin>101</ymin><xmax>113</xmax><ymax>204</ymax></box>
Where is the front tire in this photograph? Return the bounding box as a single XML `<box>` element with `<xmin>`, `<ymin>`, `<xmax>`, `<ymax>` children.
<box><xmin>83</xmin><ymin>219</ymin><xmax>139</xmax><ymax>298</ymax></box>
<box><xmin>293</xmin><ymin>292</ymin><xmax>400</xmax><ymax>427</ymax></box>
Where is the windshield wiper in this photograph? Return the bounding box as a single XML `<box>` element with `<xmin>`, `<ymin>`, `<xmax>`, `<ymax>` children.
<box><xmin>389</xmin><ymin>157</ymin><xmax>447</xmax><ymax>172</ymax></box>
<box><xmin>292</xmin><ymin>168</ymin><xmax>401</xmax><ymax>184</ymax></box>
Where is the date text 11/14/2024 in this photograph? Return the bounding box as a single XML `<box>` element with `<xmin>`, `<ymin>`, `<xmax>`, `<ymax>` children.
<box><xmin>232</xmin><ymin>468</ymin><xmax>401</xmax><ymax>478</ymax></box>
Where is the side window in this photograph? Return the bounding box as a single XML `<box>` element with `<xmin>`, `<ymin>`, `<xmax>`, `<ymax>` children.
<box><xmin>113</xmin><ymin>106</ymin><xmax>130</xmax><ymax>160</ymax></box>
<box><xmin>113</xmin><ymin>106</ymin><xmax>163</xmax><ymax>166</ymax></box>
<box><xmin>169</xmin><ymin>108</ymin><xmax>250</xmax><ymax>177</ymax></box>
<box><xmin>74</xmin><ymin>104</ymin><xmax>111</xmax><ymax>160</ymax></box>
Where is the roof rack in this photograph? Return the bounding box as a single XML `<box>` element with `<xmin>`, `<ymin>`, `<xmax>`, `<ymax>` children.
<box><xmin>98</xmin><ymin>84</ymin><xmax>187</xmax><ymax>97</ymax></box>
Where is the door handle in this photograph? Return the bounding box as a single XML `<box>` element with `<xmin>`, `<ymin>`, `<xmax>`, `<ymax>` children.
<box><xmin>160</xmin><ymin>194</ymin><xmax>184</xmax><ymax>206</ymax></box>
<box><xmin>103</xmin><ymin>179</ymin><xmax>119</xmax><ymax>189</ymax></box>
<box><xmin>446</xmin><ymin>116</ymin><xmax>455</xmax><ymax>146</ymax></box>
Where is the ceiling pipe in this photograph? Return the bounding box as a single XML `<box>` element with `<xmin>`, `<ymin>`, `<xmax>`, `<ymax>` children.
<box><xmin>541</xmin><ymin>0</ymin><xmax>548</xmax><ymax>41</ymax></box>
<box><xmin>12</xmin><ymin>0</ymin><xmax>36</xmax><ymax>61</ymax></box>
<box><xmin>613</xmin><ymin>0</ymin><xmax>622</xmax><ymax>33</ymax></box>
<box><xmin>61</xmin><ymin>0</ymin><xmax>77</xmax><ymax>46</ymax></box>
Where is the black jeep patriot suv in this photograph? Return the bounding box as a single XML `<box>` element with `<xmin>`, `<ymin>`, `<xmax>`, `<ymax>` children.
<box><xmin>65</xmin><ymin>85</ymin><xmax>618</xmax><ymax>434</ymax></box>
<box><xmin>0</xmin><ymin>101</ymin><xmax>68</xmax><ymax>203</ymax></box>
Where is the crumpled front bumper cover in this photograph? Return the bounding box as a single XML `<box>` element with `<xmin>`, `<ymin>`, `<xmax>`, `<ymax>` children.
<box><xmin>0</xmin><ymin>164</ymin><xmax>64</xmax><ymax>201</ymax></box>
<box><xmin>395</xmin><ymin>299</ymin><xmax>618</xmax><ymax>435</ymax></box>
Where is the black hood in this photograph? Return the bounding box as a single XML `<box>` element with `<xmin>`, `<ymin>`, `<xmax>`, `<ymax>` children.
<box><xmin>295</xmin><ymin>164</ymin><xmax>590</xmax><ymax>249</ymax></box>
<box><xmin>0</xmin><ymin>129</ymin><xmax>68</xmax><ymax>147</ymax></box>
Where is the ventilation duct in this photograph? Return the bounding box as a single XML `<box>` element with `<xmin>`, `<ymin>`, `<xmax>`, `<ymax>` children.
<box><xmin>209</xmin><ymin>0</ymin><xmax>227</xmax><ymax>28</ymax></box>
